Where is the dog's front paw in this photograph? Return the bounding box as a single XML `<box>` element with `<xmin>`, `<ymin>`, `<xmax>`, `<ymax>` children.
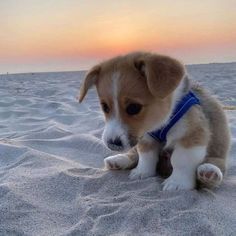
<box><xmin>129</xmin><ymin>167</ymin><xmax>156</xmax><ymax>180</ymax></box>
<box><xmin>104</xmin><ymin>154</ymin><xmax>132</xmax><ymax>170</ymax></box>
<box><xmin>197</xmin><ymin>163</ymin><xmax>223</xmax><ymax>187</ymax></box>
<box><xmin>162</xmin><ymin>173</ymin><xmax>195</xmax><ymax>191</ymax></box>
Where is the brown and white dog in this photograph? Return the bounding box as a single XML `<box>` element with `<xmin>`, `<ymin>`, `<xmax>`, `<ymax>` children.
<box><xmin>79</xmin><ymin>52</ymin><xmax>231</xmax><ymax>190</ymax></box>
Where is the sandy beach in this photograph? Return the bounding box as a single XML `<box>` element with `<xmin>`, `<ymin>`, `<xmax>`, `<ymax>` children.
<box><xmin>0</xmin><ymin>63</ymin><xmax>236</xmax><ymax>235</ymax></box>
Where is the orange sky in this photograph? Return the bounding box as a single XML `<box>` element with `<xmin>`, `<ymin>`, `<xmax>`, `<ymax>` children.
<box><xmin>0</xmin><ymin>0</ymin><xmax>236</xmax><ymax>73</ymax></box>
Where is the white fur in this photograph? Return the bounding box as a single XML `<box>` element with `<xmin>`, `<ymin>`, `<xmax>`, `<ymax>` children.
<box><xmin>102</xmin><ymin>119</ymin><xmax>130</xmax><ymax>150</ymax></box>
<box><xmin>172</xmin><ymin>76</ymin><xmax>186</xmax><ymax>108</ymax></box>
<box><xmin>129</xmin><ymin>140</ymin><xmax>160</xmax><ymax>180</ymax></box>
<box><xmin>165</xmin><ymin>115</ymin><xmax>187</xmax><ymax>148</ymax></box>
<box><xmin>142</xmin><ymin>132</ymin><xmax>156</xmax><ymax>143</ymax></box>
<box><xmin>112</xmin><ymin>72</ymin><xmax>120</xmax><ymax>117</ymax></box>
<box><xmin>197</xmin><ymin>163</ymin><xmax>223</xmax><ymax>186</ymax></box>
<box><xmin>102</xmin><ymin>72</ymin><xmax>130</xmax><ymax>151</ymax></box>
<box><xmin>164</xmin><ymin>78</ymin><xmax>188</xmax><ymax>147</ymax></box>
<box><xmin>104</xmin><ymin>154</ymin><xmax>132</xmax><ymax>170</ymax></box>
<box><xmin>163</xmin><ymin>145</ymin><xmax>206</xmax><ymax>190</ymax></box>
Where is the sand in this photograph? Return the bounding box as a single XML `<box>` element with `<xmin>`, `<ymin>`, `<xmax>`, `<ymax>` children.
<box><xmin>0</xmin><ymin>63</ymin><xmax>236</xmax><ymax>236</ymax></box>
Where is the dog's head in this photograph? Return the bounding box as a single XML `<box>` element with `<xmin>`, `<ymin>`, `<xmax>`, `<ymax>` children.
<box><xmin>79</xmin><ymin>52</ymin><xmax>185</xmax><ymax>152</ymax></box>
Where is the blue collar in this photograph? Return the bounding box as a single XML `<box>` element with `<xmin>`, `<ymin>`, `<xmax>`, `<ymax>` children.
<box><xmin>148</xmin><ymin>91</ymin><xmax>200</xmax><ymax>143</ymax></box>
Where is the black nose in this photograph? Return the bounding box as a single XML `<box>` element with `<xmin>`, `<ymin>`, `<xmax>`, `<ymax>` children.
<box><xmin>107</xmin><ymin>138</ymin><xmax>123</xmax><ymax>150</ymax></box>
<box><xmin>108</xmin><ymin>138</ymin><xmax>122</xmax><ymax>146</ymax></box>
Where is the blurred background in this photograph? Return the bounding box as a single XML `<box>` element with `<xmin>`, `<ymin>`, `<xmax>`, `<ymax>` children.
<box><xmin>0</xmin><ymin>0</ymin><xmax>235</xmax><ymax>74</ymax></box>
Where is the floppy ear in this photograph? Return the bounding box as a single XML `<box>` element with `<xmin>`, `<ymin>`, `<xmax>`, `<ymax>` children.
<box><xmin>135</xmin><ymin>55</ymin><xmax>185</xmax><ymax>98</ymax></box>
<box><xmin>78</xmin><ymin>65</ymin><xmax>100</xmax><ymax>103</ymax></box>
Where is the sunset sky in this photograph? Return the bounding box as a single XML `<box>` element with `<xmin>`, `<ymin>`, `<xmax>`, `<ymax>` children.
<box><xmin>0</xmin><ymin>0</ymin><xmax>236</xmax><ymax>74</ymax></box>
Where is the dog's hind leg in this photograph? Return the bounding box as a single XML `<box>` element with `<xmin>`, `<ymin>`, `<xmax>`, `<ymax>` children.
<box><xmin>197</xmin><ymin>127</ymin><xmax>230</xmax><ymax>189</ymax></box>
<box><xmin>193</xmin><ymin>86</ymin><xmax>231</xmax><ymax>189</ymax></box>
<box><xmin>197</xmin><ymin>156</ymin><xmax>228</xmax><ymax>189</ymax></box>
<box><xmin>196</xmin><ymin>115</ymin><xmax>231</xmax><ymax>189</ymax></box>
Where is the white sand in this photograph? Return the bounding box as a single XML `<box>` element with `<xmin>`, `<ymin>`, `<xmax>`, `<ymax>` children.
<box><xmin>0</xmin><ymin>63</ymin><xmax>236</xmax><ymax>235</ymax></box>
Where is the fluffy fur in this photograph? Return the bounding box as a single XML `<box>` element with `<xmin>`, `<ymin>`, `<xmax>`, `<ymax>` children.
<box><xmin>79</xmin><ymin>52</ymin><xmax>231</xmax><ymax>190</ymax></box>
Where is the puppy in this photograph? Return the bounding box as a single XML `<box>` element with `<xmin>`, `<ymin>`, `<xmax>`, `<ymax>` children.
<box><xmin>79</xmin><ymin>52</ymin><xmax>231</xmax><ymax>190</ymax></box>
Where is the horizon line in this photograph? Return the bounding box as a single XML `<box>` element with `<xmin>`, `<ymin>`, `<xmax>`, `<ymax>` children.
<box><xmin>1</xmin><ymin>61</ymin><xmax>236</xmax><ymax>76</ymax></box>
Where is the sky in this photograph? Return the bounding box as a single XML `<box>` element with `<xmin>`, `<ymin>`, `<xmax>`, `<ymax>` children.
<box><xmin>0</xmin><ymin>0</ymin><xmax>236</xmax><ymax>74</ymax></box>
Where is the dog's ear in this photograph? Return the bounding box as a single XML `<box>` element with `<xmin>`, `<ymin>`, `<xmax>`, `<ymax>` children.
<box><xmin>78</xmin><ymin>65</ymin><xmax>100</xmax><ymax>103</ymax></box>
<box><xmin>135</xmin><ymin>55</ymin><xmax>185</xmax><ymax>98</ymax></box>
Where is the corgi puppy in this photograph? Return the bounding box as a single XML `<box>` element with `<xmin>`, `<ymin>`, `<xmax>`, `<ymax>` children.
<box><xmin>79</xmin><ymin>52</ymin><xmax>231</xmax><ymax>190</ymax></box>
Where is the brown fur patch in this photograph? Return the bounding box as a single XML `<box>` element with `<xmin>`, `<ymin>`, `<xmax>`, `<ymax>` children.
<box><xmin>135</xmin><ymin>54</ymin><xmax>185</xmax><ymax>98</ymax></box>
<box><xmin>137</xmin><ymin>140</ymin><xmax>158</xmax><ymax>153</ymax></box>
<box><xmin>180</xmin><ymin>106</ymin><xmax>210</xmax><ymax>148</ymax></box>
<box><xmin>79</xmin><ymin>65</ymin><xmax>100</xmax><ymax>103</ymax></box>
<box><xmin>126</xmin><ymin>147</ymin><xmax>139</xmax><ymax>162</ymax></box>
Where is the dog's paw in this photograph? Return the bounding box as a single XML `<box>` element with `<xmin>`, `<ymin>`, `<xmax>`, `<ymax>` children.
<box><xmin>197</xmin><ymin>163</ymin><xmax>223</xmax><ymax>186</ymax></box>
<box><xmin>129</xmin><ymin>167</ymin><xmax>156</xmax><ymax>180</ymax></box>
<box><xmin>104</xmin><ymin>154</ymin><xmax>132</xmax><ymax>170</ymax></box>
<box><xmin>162</xmin><ymin>173</ymin><xmax>195</xmax><ymax>191</ymax></box>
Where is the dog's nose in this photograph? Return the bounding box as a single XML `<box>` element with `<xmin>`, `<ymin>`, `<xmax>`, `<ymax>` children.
<box><xmin>108</xmin><ymin>138</ymin><xmax>123</xmax><ymax>146</ymax></box>
<box><xmin>107</xmin><ymin>137</ymin><xmax>123</xmax><ymax>150</ymax></box>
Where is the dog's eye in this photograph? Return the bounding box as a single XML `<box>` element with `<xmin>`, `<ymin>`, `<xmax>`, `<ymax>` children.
<box><xmin>126</xmin><ymin>103</ymin><xmax>142</xmax><ymax>116</ymax></box>
<box><xmin>101</xmin><ymin>102</ymin><xmax>110</xmax><ymax>113</ymax></box>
